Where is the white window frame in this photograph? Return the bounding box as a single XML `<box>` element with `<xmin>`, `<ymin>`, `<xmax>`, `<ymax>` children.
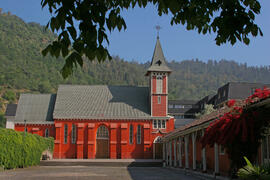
<box><xmin>153</xmin><ymin>120</ymin><xmax>166</xmax><ymax>129</ymax></box>
<box><xmin>137</xmin><ymin>125</ymin><xmax>141</xmax><ymax>144</ymax></box>
<box><xmin>162</xmin><ymin>120</ymin><xmax>166</xmax><ymax>129</ymax></box>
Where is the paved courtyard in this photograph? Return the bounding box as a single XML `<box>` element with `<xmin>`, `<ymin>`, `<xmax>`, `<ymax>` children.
<box><xmin>0</xmin><ymin>166</ymin><xmax>201</xmax><ymax>180</ymax></box>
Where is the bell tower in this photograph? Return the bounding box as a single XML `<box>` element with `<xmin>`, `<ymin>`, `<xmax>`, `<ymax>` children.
<box><xmin>146</xmin><ymin>35</ymin><xmax>172</xmax><ymax>117</ymax></box>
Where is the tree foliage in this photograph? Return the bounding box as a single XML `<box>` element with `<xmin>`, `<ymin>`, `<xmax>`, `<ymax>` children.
<box><xmin>41</xmin><ymin>0</ymin><xmax>263</xmax><ymax>77</ymax></box>
<box><xmin>0</xmin><ymin>13</ymin><xmax>270</xmax><ymax>105</ymax></box>
<box><xmin>0</xmin><ymin>128</ymin><xmax>54</xmax><ymax>169</ymax></box>
<box><xmin>195</xmin><ymin>104</ymin><xmax>216</xmax><ymax>118</ymax></box>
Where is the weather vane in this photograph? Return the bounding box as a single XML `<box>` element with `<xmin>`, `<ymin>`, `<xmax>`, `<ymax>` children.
<box><xmin>155</xmin><ymin>25</ymin><xmax>161</xmax><ymax>38</ymax></box>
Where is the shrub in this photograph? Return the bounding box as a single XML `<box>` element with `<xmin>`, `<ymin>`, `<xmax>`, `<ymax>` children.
<box><xmin>0</xmin><ymin>128</ymin><xmax>54</xmax><ymax>169</ymax></box>
<box><xmin>238</xmin><ymin>157</ymin><xmax>270</xmax><ymax>180</ymax></box>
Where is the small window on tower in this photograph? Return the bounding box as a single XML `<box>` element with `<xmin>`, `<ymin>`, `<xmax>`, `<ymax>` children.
<box><xmin>158</xmin><ymin>96</ymin><xmax>161</xmax><ymax>104</ymax></box>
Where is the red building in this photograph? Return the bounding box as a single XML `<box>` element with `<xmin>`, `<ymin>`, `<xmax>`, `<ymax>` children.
<box><xmin>8</xmin><ymin>37</ymin><xmax>175</xmax><ymax>159</ymax></box>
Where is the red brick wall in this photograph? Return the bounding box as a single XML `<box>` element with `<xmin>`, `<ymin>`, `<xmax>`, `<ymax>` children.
<box><xmin>152</xmin><ymin>95</ymin><xmax>167</xmax><ymax>116</ymax></box>
<box><xmin>151</xmin><ymin>75</ymin><xmax>168</xmax><ymax>117</ymax></box>
<box><xmin>14</xmin><ymin>124</ymin><xmax>55</xmax><ymax>138</ymax></box>
<box><xmin>53</xmin><ymin>118</ymin><xmax>174</xmax><ymax>159</ymax></box>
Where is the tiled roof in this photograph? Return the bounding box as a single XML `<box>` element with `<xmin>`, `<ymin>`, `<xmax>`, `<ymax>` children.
<box><xmin>53</xmin><ymin>85</ymin><xmax>153</xmax><ymax>119</ymax></box>
<box><xmin>5</xmin><ymin>104</ymin><xmax>17</xmax><ymax>116</ymax></box>
<box><xmin>14</xmin><ymin>94</ymin><xmax>56</xmax><ymax>124</ymax></box>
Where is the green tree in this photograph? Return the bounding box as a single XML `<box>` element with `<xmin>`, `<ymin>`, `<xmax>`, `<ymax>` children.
<box><xmin>41</xmin><ymin>0</ymin><xmax>263</xmax><ymax>78</ymax></box>
<box><xmin>195</xmin><ymin>104</ymin><xmax>216</xmax><ymax>118</ymax></box>
<box><xmin>3</xmin><ymin>90</ymin><xmax>16</xmax><ymax>103</ymax></box>
<box><xmin>0</xmin><ymin>113</ymin><xmax>6</xmax><ymax>128</ymax></box>
<box><xmin>38</xmin><ymin>81</ymin><xmax>53</xmax><ymax>93</ymax></box>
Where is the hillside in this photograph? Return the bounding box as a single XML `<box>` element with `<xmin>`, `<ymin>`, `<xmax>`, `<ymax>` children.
<box><xmin>1</xmin><ymin>11</ymin><xmax>270</xmax><ymax>118</ymax></box>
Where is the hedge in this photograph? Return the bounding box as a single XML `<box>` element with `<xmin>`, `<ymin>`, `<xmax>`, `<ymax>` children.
<box><xmin>0</xmin><ymin>128</ymin><xmax>54</xmax><ymax>169</ymax></box>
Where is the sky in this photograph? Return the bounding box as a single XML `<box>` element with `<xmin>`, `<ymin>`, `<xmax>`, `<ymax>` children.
<box><xmin>1</xmin><ymin>0</ymin><xmax>269</xmax><ymax>66</ymax></box>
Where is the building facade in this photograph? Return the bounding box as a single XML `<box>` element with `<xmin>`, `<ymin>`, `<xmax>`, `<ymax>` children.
<box><xmin>7</xmin><ymin>37</ymin><xmax>175</xmax><ymax>159</ymax></box>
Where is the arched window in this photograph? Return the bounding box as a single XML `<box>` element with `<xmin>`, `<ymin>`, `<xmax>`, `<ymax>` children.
<box><xmin>45</xmin><ymin>128</ymin><xmax>49</xmax><ymax>137</ymax></box>
<box><xmin>96</xmin><ymin>125</ymin><xmax>109</xmax><ymax>139</ymax></box>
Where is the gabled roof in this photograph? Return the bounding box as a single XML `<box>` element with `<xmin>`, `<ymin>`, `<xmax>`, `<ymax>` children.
<box><xmin>53</xmin><ymin>85</ymin><xmax>156</xmax><ymax>119</ymax></box>
<box><xmin>5</xmin><ymin>104</ymin><xmax>17</xmax><ymax>117</ymax></box>
<box><xmin>146</xmin><ymin>37</ymin><xmax>172</xmax><ymax>75</ymax></box>
<box><xmin>14</xmin><ymin>94</ymin><xmax>56</xmax><ymax>124</ymax></box>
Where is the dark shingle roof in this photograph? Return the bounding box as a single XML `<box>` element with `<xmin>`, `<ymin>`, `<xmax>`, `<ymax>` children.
<box><xmin>53</xmin><ymin>85</ymin><xmax>153</xmax><ymax>119</ymax></box>
<box><xmin>5</xmin><ymin>104</ymin><xmax>17</xmax><ymax>116</ymax></box>
<box><xmin>15</xmin><ymin>94</ymin><xmax>56</xmax><ymax>124</ymax></box>
<box><xmin>146</xmin><ymin>37</ymin><xmax>172</xmax><ymax>74</ymax></box>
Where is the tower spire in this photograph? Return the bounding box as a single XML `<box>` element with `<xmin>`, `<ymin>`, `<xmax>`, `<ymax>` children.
<box><xmin>146</xmin><ymin>34</ymin><xmax>172</xmax><ymax>76</ymax></box>
<box><xmin>155</xmin><ymin>25</ymin><xmax>161</xmax><ymax>39</ymax></box>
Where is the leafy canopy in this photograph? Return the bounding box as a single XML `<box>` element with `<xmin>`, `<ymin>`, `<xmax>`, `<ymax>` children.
<box><xmin>41</xmin><ymin>0</ymin><xmax>263</xmax><ymax>78</ymax></box>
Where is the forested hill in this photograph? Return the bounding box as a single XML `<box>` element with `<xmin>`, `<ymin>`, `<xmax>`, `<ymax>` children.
<box><xmin>1</xmin><ymin>11</ymin><xmax>270</xmax><ymax>110</ymax></box>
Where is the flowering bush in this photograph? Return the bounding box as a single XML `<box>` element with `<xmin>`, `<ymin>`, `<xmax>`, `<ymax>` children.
<box><xmin>201</xmin><ymin>87</ymin><xmax>270</xmax><ymax>174</ymax></box>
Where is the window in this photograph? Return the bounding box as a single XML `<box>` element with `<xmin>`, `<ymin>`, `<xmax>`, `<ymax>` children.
<box><xmin>153</xmin><ymin>120</ymin><xmax>157</xmax><ymax>129</ymax></box>
<box><xmin>162</xmin><ymin>120</ymin><xmax>166</xmax><ymax>129</ymax></box>
<box><xmin>158</xmin><ymin>120</ymin><xmax>161</xmax><ymax>128</ymax></box>
<box><xmin>64</xmin><ymin>124</ymin><xmax>68</xmax><ymax>144</ymax></box>
<box><xmin>137</xmin><ymin>125</ymin><xmax>141</xmax><ymax>144</ymax></box>
<box><xmin>219</xmin><ymin>145</ymin><xmax>225</xmax><ymax>155</ymax></box>
<box><xmin>156</xmin><ymin>75</ymin><xmax>163</xmax><ymax>94</ymax></box>
<box><xmin>129</xmin><ymin>125</ymin><xmax>133</xmax><ymax>144</ymax></box>
<box><xmin>158</xmin><ymin>96</ymin><xmax>161</xmax><ymax>104</ymax></box>
<box><xmin>45</xmin><ymin>128</ymin><xmax>49</xmax><ymax>138</ymax></box>
<box><xmin>175</xmin><ymin>115</ymin><xmax>185</xmax><ymax>119</ymax></box>
<box><xmin>71</xmin><ymin>124</ymin><xmax>76</xmax><ymax>144</ymax></box>
<box><xmin>97</xmin><ymin>125</ymin><xmax>109</xmax><ymax>139</ymax></box>
<box><xmin>175</xmin><ymin>105</ymin><xmax>184</xmax><ymax>109</ymax></box>
<box><xmin>153</xmin><ymin>120</ymin><xmax>166</xmax><ymax>129</ymax></box>
<box><xmin>223</xmin><ymin>90</ymin><xmax>226</xmax><ymax>97</ymax></box>
<box><xmin>168</xmin><ymin>104</ymin><xmax>174</xmax><ymax>108</ymax></box>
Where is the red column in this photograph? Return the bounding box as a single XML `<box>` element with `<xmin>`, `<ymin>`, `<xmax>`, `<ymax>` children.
<box><xmin>54</xmin><ymin>122</ymin><xmax>62</xmax><ymax>158</ymax></box>
<box><xmin>77</xmin><ymin>123</ymin><xmax>84</xmax><ymax>159</ymax></box>
<box><xmin>121</xmin><ymin>123</ymin><xmax>127</xmax><ymax>158</ymax></box>
<box><xmin>87</xmin><ymin>123</ymin><xmax>95</xmax><ymax>159</ymax></box>
<box><xmin>143</xmin><ymin>123</ymin><xmax>151</xmax><ymax>158</ymax></box>
<box><xmin>110</xmin><ymin>123</ymin><xmax>117</xmax><ymax>159</ymax></box>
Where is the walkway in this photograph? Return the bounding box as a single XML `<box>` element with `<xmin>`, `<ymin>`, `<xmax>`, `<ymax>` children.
<box><xmin>0</xmin><ymin>165</ymin><xmax>201</xmax><ymax>180</ymax></box>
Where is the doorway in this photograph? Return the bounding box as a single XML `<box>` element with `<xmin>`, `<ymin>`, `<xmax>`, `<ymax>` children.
<box><xmin>96</xmin><ymin>125</ymin><xmax>109</xmax><ymax>158</ymax></box>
